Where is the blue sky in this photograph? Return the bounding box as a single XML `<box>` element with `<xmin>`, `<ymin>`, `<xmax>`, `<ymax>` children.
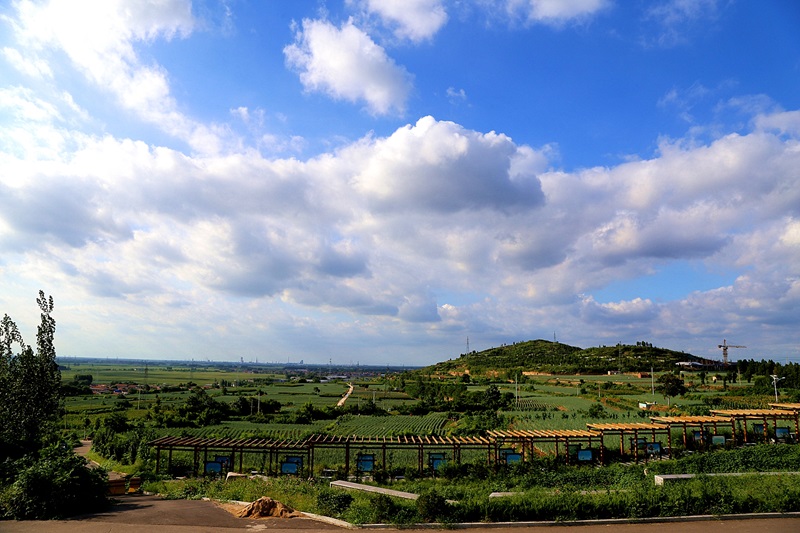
<box><xmin>1</xmin><ymin>0</ymin><xmax>799</xmax><ymax>365</ymax></box>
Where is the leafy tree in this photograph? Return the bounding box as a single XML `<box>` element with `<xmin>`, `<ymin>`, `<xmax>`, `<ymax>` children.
<box><xmin>587</xmin><ymin>403</ymin><xmax>608</xmax><ymax>418</ymax></box>
<box><xmin>750</xmin><ymin>376</ymin><xmax>772</xmax><ymax>395</ymax></box>
<box><xmin>0</xmin><ymin>292</ymin><xmax>109</xmax><ymax>519</ymax></box>
<box><xmin>656</xmin><ymin>373</ymin><xmax>687</xmax><ymax>406</ymax></box>
<box><xmin>483</xmin><ymin>384</ymin><xmax>502</xmax><ymax>411</ymax></box>
<box><xmin>0</xmin><ymin>314</ymin><xmax>26</xmax><ymax>458</ymax></box>
<box><xmin>177</xmin><ymin>387</ymin><xmax>230</xmax><ymax>426</ymax></box>
<box><xmin>232</xmin><ymin>395</ymin><xmax>281</xmax><ymax>417</ymax></box>
<box><xmin>451</xmin><ymin>411</ymin><xmax>508</xmax><ymax>435</ymax></box>
<box><xmin>62</xmin><ymin>380</ymin><xmax>92</xmax><ymax>396</ymax></box>
<box><xmin>0</xmin><ymin>291</ymin><xmax>62</xmax><ymax>458</ymax></box>
<box><xmin>292</xmin><ymin>401</ymin><xmax>326</xmax><ymax>423</ymax></box>
<box><xmin>103</xmin><ymin>411</ymin><xmax>130</xmax><ymax>433</ymax></box>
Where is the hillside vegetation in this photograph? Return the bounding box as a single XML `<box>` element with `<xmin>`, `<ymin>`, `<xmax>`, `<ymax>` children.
<box><xmin>419</xmin><ymin>339</ymin><xmax>706</xmax><ymax>379</ymax></box>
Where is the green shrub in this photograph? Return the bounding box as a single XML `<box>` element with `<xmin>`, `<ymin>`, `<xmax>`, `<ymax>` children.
<box><xmin>315</xmin><ymin>488</ymin><xmax>353</xmax><ymax>516</ymax></box>
<box><xmin>0</xmin><ymin>445</ymin><xmax>109</xmax><ymax>519</ymax></box>
<box><xmin>649</xmin><ymin>444</ymin><xmax>800</xmax><ymax>475</ymax></box>
<box><xmin>369</xmin><ymin>493</ymin><xmax>398</xmax><ymax>523</ymax></box>
<box><xmin>416</xmin><ymin>489</ymin><xmax>450</xmax><ymax>522</ymax></box>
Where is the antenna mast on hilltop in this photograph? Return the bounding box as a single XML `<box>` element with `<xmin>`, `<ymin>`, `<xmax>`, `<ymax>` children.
<box><xmin>718</xmin><ymin>339</ymin><xmax>746</xmax><ymax>366</ymax></box>
<box><xmin>466</xmin><ymin>336</ymin><xmax>469</xmax><ymax>354</ymax></box>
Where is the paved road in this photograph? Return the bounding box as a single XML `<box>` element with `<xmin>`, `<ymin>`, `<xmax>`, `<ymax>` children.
<box><xmin>2</xmin><ymin>495</ymin><xmax>800</xmax><ymax>532</ymax></box>
<box><xmin>1</xmin><ymin>494</ymin><xmax>341</xmax><ymax>532</ymax></box>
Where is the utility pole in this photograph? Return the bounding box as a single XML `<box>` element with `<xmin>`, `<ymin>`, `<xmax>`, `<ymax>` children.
<box><xmin>771</xmin><ymin>375</ymin><xmax>785</xmax><ymax>402</ymax></box>
<box><xmin>651</xmin><ymin>364</ymin><xmax>655</xmax><ymax>396</ymax></box>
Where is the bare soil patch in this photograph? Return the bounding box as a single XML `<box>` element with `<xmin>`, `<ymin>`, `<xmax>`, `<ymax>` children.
<box><xmin>217</xmin><ymin>497</ymin><xmax>303</xmax><ymax>519</ymax></box>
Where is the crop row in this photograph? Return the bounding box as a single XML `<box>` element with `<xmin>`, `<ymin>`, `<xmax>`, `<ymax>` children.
<box><xmin>328</xmin><ymin>413</ymin><xmax>448</xmax><ymax>437</ymax></box>
<box><xmin>154</xmin><ymin>414</ymin><xmax>449</xmax><ymax>440</ymax></box>
<box><xmin>156</xmin><ymin>422</ymin><xmax>325</xmax><ymax>441</ymax></box>
<box><xmin>514</xmin><ymin>398</ymin><xmax>549</xmax><ymax>411</ymax></box>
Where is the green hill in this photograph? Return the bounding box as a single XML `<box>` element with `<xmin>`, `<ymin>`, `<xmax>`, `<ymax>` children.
<box><xmin>417</xmin><ymin>339</ymin><xmax>709</xmax><ymax>378</ymax></box>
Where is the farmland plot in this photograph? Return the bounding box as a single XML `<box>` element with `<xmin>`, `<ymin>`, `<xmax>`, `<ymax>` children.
<box><xmin>327</xmin><ymin>412</ymin><xmax>449</xmax><ymax>437</ymax></box>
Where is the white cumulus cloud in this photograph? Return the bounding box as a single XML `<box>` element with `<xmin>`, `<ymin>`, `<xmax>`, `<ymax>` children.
<box><xmin>5</xmin><ymin>0</ymin><xmax>232</xmax><ymax>154</ymax></box>
<box><xmin>355</xmin><ymin>0</ymin><xmax>448</xmax><ymax>42</ymax></box>
<box><xmin>284</xmin><ymin>18</ymin><xmax>413</xmax><ymax>116</ymax></box>
<box><xmin>503</xmin><ymin>0</ymin><xmax>609</xmax><ymax>26</ymax></box>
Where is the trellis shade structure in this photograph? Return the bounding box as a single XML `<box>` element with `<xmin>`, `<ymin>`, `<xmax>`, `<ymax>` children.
<box><xmin>304</xmin><ymin>434</ymin><xmax>493</xmax><ymax>475</ymax></box>
<box><xmin>487</xmin><ymin>429</ymin><xmax>604</xmax><ymax>465</ymax></box>
<box><xmin>150</xmin><ymin>436</ymin><xmax>309</xmax><ymax>476</ymax></box>
<box><xmin>649</xmin><ymin>416</ymin><xmax>733</xmax><ymax>449</ymax></box>
<box><xmin>584</xmin><ymin>423</ymin><xmax>669</xmax><ymax>462</ymax></box>
<box><xmin>769</xmin><ymin>403</ymin><xmax>800</xmax><ymax>412</ymax></box>
<box><xmin>710</xmin><ymin>409</ymin><xmax>800</xmax><ymax>443</ymax></box>
<box><xmin>150</xmin><ymin>434</ymin><xmax>495</xmax><ymax>477</ymax></box>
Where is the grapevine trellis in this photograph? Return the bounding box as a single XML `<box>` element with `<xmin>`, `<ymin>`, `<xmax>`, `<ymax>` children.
<box><xmin>514</xmin><ymin>398</ymin><xmax>549</xmax><ymax>411</ymax></box>
<box><xmin>152</xmin><ymin>413</ymin><xmax>450</xmax><ymax>442</ymax></box>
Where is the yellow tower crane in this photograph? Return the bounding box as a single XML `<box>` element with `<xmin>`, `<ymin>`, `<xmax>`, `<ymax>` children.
<box><xmin>718</xmin><ymin>339</ymin><xmax>746</xmax><ymax>366</ymax></box>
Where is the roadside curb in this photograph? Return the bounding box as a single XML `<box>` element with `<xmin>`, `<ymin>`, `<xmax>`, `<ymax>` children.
<box><xmin>302</xmin><ymin>511</ymin><xmax>359</xmax><ymax>529</ymax></box>
<box><xmin>354</xmin><ymin>511</ymin><xmax>800</xmax><ymax>529</ymax></box>
<box><xmin>190</xmin><ymin>496</ymin><xmax>800</xmax><ymax>529</ymax></box>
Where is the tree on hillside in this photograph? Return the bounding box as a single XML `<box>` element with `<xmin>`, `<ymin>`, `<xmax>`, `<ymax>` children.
<box><xmin>656</xmin><ymin>373</ymin><xmax>687</xmax><ymax>406</ymax></box>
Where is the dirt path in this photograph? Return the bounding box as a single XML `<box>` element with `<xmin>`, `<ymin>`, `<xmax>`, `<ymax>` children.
<box><xmin>336</xmin><ymin>383</ymin><xmax>354</xmax><ymax>407</ymax></box>
<box><xmin>74</xmin><ymin>439</ymin><xmax>124</xmax><ymax>480</ymax></box>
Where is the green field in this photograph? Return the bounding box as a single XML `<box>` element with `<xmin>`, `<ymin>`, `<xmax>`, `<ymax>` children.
<box><xmin>61</xmin><ymin>362</ymin><xmax>255</xmax><ymax>387</ymax></box>
<box><xmin>61</xmin><ymin>360</ymin><xmax>783</xmax><ymax>470</ymax></box>
<box><xmin>61</xmin><ymin>365</ymin><xmax>758</xmax><ymax>433</ymax></box>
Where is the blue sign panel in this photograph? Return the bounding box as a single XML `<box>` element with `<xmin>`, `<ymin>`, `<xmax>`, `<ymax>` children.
<box><xmin>577</xmin><ymin>449</ymin><xmax>593</xmax><ymax>462</ymax></box>
<box><xmin>204</xmin><ymin>461</ymin><xmax>222</xmax><ymax>474</ymax></box>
